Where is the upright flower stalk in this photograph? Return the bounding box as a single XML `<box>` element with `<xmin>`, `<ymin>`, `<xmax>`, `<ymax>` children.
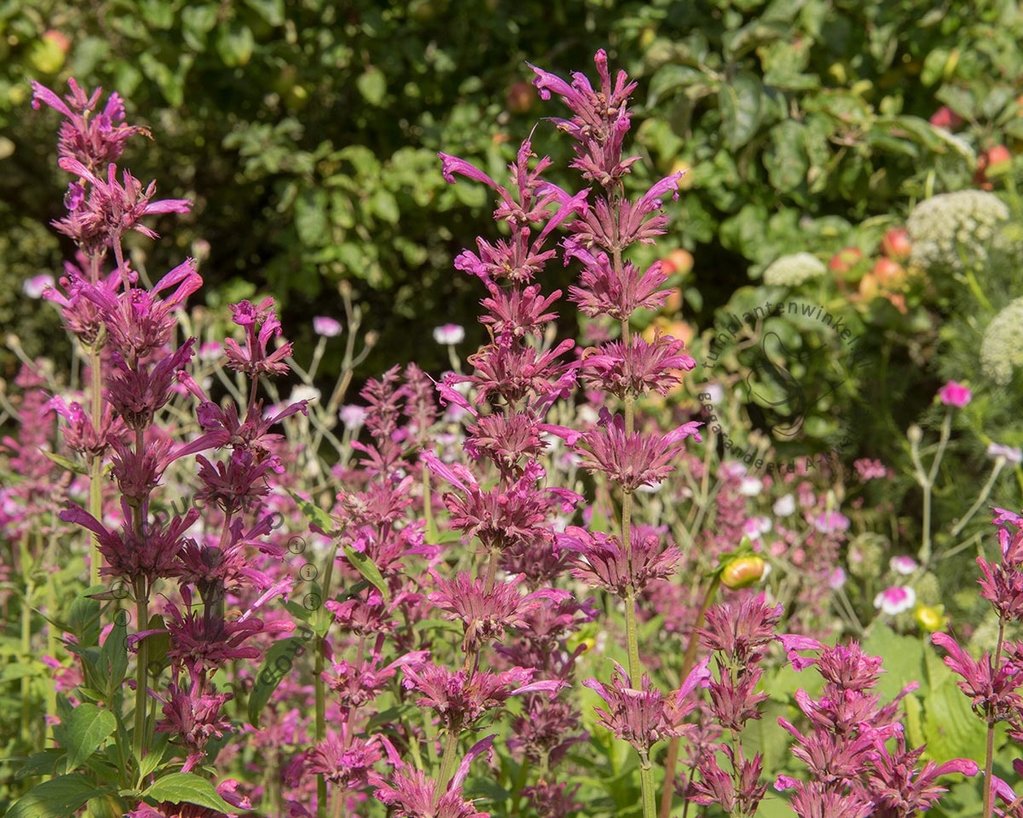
<box><xmin>423</xmin><ymin>134</ymin><xmax>589</xmax><ymax>804</ymax></box>
<box><xmin>933</xmin><ymin>506</ymin><xmax>1023</xmax><ymax>817</ymax></box>
<box><xmin>32</xmin><ymin>79</ymin><xmax>186</xmax><ymax>586</ymax></box>
<box><xmin>35</xmin><ymin>78</ymin><xmax>304</xmax><ymax>812</ymax></box>
<box><xmin>530</xmin><ymin>50</ymin><xmax>701</xmax><ymax>818</ymax></box>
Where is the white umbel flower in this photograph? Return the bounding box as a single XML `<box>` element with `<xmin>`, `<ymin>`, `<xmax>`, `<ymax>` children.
<box><xmin>981</xmin><ymin>297</ymin><xmax>1023</xmax><ymax>386</ymax></box>
<box><xmin>907</xmin><ymin>190</ymin><xmax>1009</xmax><ymax>273</ymax></box>
<box><xmin>762</xmin><ymin>252</ymin><xmax>827</xmax><ymax>287</ymax></box>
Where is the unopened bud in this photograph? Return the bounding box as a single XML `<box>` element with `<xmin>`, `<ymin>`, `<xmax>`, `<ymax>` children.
<box><xmin>363</xmin><ymin>330</ymin><xmax>379</xmax><ymax>348</ymax></box>
<box><xmin>907</xmin><ymin>424</ymin><xmax>923</xmax><ymax>445</ymax></box>
<box><xmin>721</xmin><ymin>555</ymin><xmax>766</xmax><ymax>590</ymax></box>
<box><xmin>914</xmin><ymin>603</ymin><xmax>946</xmax><ymax>632</ymax></box>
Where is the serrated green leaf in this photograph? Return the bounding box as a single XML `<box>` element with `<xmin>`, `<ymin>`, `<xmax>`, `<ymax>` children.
<box><xmin>342</xmin><ymin>545</ymin><xmax>390</xmax><ymax>603</ymax></box>
<box><xmin>142</xmin><ymin>773</ymin><xmax>234</xmax><ymax>812</ymax></box>
<box><xmin>15</xmin><ymin>749</ymin><xmax>65</xmax><ymax>780</ymax></box>
<box><xmin>6</xmin><ymin>773</ymin><xmax>105</xmax><ymax>817</ymax></box>
<box><xmin>62</xmin><ymin>703</ymin><xmax>116</xmax><ymax>771</ymax></box>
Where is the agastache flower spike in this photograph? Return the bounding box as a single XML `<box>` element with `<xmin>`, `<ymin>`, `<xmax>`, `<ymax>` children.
<box><xmin>31</xmin><ymin>77</ymin><xmax>150</xmax><ymax>167</ymax></box>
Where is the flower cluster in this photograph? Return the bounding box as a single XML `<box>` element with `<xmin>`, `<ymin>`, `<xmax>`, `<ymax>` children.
<box><xmin>981</xmin><ymin>296</ymin><xmax>1023</xmax><ymax>386</ymax></box>
<box><xmin>762</xmin><ymin>253</ymin><xmax>827</xmax><ymax>287</ymax></box>
<box><xmin>777</xmin><ymin>637</ymin><xmax>977</xmax><ymax>816</ymax></box>
<box><xmin>907</xmin><ymin>189</ymin><xmax>1009</xmax><ymax>273</ymax></box>
<box><xmin>685</xmin><ymin>596</ymin><xmax>780</xmax><ymax>817</ymax></box>
<box><xmin>35</xmin><ymin>76</ymin><xmax>303</xmax><ymax>807</ymax></box>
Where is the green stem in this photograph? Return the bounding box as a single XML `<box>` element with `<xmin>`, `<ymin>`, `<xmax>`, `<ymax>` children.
<box><xmin>639</xmin><ymin>754</ymin><xmax>656</xmax><ymax>818</ymax></box>
<box><xmin>21</xmin><ymin>573</ymin><xmax>34</xmax><ymax>747</ymax></box>
<box><xmin>434</xmin><ymin>729</ymin><xmax>460</xmax><ymax>803</ymax></box>
<box><xmin>314</xmin><ymin>541</ymin><xmax>339</xmax><ymax>818</ymax></box>
<box><xmin>133</xmin><ymin>583</ymin><xmax>149</xmax><ymax>762</ymax></box>
<box><xmin>982</xmin><ymin>621</ymin><xmax>1005</xmax><ymax>818</ymax></box>
<box><xmin>330</xmin><ymin>788</ymin><xmax>345</xmax><ymax>818</ymax></box>
<box><xmin>658</xmin><ymin>575</ymin><xmax>721</xmax><ymax>818</ymax></box>
<box><xmin>951</xmin><ymin>460</ymin><xmax>1004</xmax><ymax>538</ymax></box>
<box><xmin>88</xmin><ymin>347</ymin><xmax>103</xmax><ymax>587</ymax></box>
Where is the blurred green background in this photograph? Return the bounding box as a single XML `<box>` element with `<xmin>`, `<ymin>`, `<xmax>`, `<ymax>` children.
<box><xmin>4</xmin><ymin>0</ymin><xmax>1021</xmax><ymax>377</ymax></box>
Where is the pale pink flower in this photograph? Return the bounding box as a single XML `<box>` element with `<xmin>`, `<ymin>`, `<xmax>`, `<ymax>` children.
<box><xmin>22</xmin><ymin>273</ymin><xmax>54</xmax><ymax>298</ymax></box>
<box><xmin>433</xmin><ymin>323</ymin><xmax>465</xmax><ymax>345</ymax></box>
<box><xmin>890</xmin><ymin>555</ymin><xmax>918</xmax><ymax>575</ymax></box>
<box><xmin>874</xmin><ymin>585</ymin><xmax>916</xmax><ymax>615</ymax></box>
<box><xmin>312</xmin><ymin>315</ymin><xmax>342</xmax><ymax>337</ymax></box>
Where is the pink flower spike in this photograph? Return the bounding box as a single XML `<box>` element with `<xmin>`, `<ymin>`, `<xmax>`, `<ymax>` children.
<box><xmin>938</xmin><ymin>380</ymin><xmax>972</xmax><ymax>408</ymax></box>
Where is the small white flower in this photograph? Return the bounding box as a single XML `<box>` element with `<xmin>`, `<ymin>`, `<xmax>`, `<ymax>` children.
<box><xmin>576</xmin><ymin>405</ymin><xmax>600</xmax><ymax>426</ymax></box>
<box><xmin>23</xmin><ymin>274</ymin><xmax>54</xmax><ymax>299</ymax></box>
<box><xmin>739</xmin><ymin>476</ymin><xmax>763</xmax><ymax>496</ymax></box>
<box><xmin>987</xmin><ymin>442</ymin><xmax>1023</xmax><ymax>465</ymax></box>
<box><xmin>773</xmin><ymin>494</ymin><xmax>796</xmax><ymax>517</ymax></box>
<box><xmin>338</xmin><ymin>404</ymin><xmax>367</xmax><ymax>429</ymax></box>
<box><xmin>762</xmin><ymin>252</ymin><xmax>827</xmax><ymax>287</ymax></box>
<box><xmin>701</xmin><ymin>383</ymin><xmax>724</xmax><ymax>405</ymax></box>
<box><xmin>289</xmin><ymin>385</ymin><xmax>321</xmax><ymax>405</ymax></box>
<box><xmin>874</xmin><ymin>585</ymin><xmax>916</xmax><ymax>616</ymax></box>
<box><xmin>890</xmin><ymin>555</ymin><xmax>918</xmax><ymax>575</ymax></box>
<box><xmin>433</xmin><ymin>324</ymin><xmax>465</xmax><ymax>345</ymax></box>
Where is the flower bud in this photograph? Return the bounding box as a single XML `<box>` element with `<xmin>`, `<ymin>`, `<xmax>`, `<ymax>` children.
<box><xmin>914</xmin><ymin>603</ymin><xmax>946</xmax><ymax>632</ymax></box>
<box><xmin>720</xmin><ymin>555</ymin><xmax>766</xmax><ymax>589</ymax></box>
<box><xmin>907</xmin><ymin>424</ymin><xmax>923</xmax><ymax>444</ymax></box>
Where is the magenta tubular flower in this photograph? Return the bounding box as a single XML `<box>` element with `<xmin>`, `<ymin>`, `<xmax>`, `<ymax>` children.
<box><xmin>575</xmin><ymin>412</ymin><xmax>702</xmax><ymax>492</ymax></box>
<box><xmin>31</xmin><ymin>77</ymin><xmax>149</xmax><ymax>167</ymax></box>
<box><xmin>583</xmin><ymin>658</ymin><xmax>710</xmax><ymax>754</ymax></box>
<box><xmin>430</xmin><ymin>572</ymin><xmax>570</xmax><ymax>652</ymax></box>
<box><xmin>931</xmin><ymin>632</ymin><xmax>1023</xmax><ymax>722</ymax></box>
<box><xmin>155</xmin><ymin>683</ymin><xmax>233</xmax><ymax>772</ymax></box>
<box><xmin>59</xmin><ymin>504</ymin><xmax>198</xmax><ymax>585</ymax></box>
<box><xmin>580</xmin><ymin>334</ymin><xmax>696</xmax><ymax>398</ymax></box>
<box><xmin>55</xmin><ymin>157</ymin><xmax>191</xmax><ymax>254</ymax></box>
<box><xmin>566</xmin><ymin>247</ymin><xmax>670</xmax><ymax>321</ymax></box>
<box><xmin>223</xmin><ymin>297</ymin><xmax>295</xmax><ymax>378</ymax></box>
<box><xmin>402</xmin><ymin>662</ymin><xmax>561</xmax><ymax>733</ymax></box>
<box><xmin>79</xmin><ymin>259</ymin><xmax>202</xmax><ymax>360</ymax></box>
<box><xmin>307</xmin><ymin>731</ymin><xmax>383</xmax><ymax>789</ymax></box>
<box><xmin>558</xmin><ymin>526</ymin><xmax>681</xmax><ymax>596</ymax></box>
<box><xmin>867</xmin><ymin>735</ymin><xmax>978</xmax><ymax>816</ymax></box>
